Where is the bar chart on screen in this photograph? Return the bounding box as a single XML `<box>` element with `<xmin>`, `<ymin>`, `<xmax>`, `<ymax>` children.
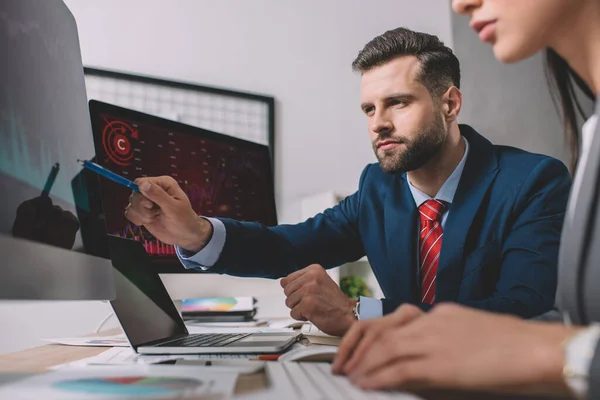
<box><xmin>118</xmin><ymin>223</ymin><xmax>176</xmax><ymax>256</ymax></box>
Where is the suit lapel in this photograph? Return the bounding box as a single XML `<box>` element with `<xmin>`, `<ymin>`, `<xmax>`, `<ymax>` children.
<box><xmin>435</xmin><ymin>125</ymin><xmax>499</xmax><ymax>302</ymax></box>
<box><xmin>384</xmin><ymin>174</ymin><xmax>418</xmax><ymax>303</ymax></box>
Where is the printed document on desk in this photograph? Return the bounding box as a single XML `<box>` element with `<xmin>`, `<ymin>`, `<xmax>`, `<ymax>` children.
<box><xmin>268</xmin><ymin>319</ymin><xmax>310</xmax><ymax>329</ymax></box>
<box><xmin>53</xmin><ymin>346</ymin><xmax>276</xmax><ymax>370</ymax></box>
<box><xmin>0</xmin><ymin>364</ymin><xmax>237</xmax><ymax>400</ymax></box>
<box><xmin>300</xmin><ymin>324</ymin><xmax>342</xmax><ymax>346</ymax></box>
<box><xmin>42</xmin><ymin>334</ymin><xmax>129</xmax><ymax>347</ymax></box>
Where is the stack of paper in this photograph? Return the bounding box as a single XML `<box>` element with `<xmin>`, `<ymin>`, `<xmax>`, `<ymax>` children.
<box><xmin>300</xmin><ymin>324</ymin><xmax>342</xmax><ymax>346</ymax></box>
<box><xmin>182</xmin><ymin>297</ymin><xmax>257</xmax><ymax>322</ymax></box>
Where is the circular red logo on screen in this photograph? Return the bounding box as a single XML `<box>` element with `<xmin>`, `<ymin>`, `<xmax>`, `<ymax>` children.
<box><xmin>113</xmin><ymin>134</ymin><xmax>131</xmax><ymax>155</ymax></box>
<box><xmin>102</xmin><ymin>120</ymin><xmax>138</xmax><ymax>166</ymax></box>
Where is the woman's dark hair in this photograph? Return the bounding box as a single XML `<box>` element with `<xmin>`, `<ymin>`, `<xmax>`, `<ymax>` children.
<box><xmin>545</xmin><ymin>49</ymin><xmax>595</xmax><ymax>171</ymax></box>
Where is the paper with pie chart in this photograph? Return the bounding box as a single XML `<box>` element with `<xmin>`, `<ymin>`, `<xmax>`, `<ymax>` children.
<box><xmin>0</xmin><ymin>365</ymin><xmax>237</xmax><ymax>399</ymax></box>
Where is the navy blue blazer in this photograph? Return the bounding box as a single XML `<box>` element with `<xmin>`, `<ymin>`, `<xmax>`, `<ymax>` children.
<box><xmin>209</xmin><ymin>125</ymin><xmax>571</xmax><ymax>318</ymax></box>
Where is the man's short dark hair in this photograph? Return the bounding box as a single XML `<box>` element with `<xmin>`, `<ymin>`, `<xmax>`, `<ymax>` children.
<box><xmin>352</xmin><ymin>27</ymin><xmax>460</xmax><ymax>96</ymax></box>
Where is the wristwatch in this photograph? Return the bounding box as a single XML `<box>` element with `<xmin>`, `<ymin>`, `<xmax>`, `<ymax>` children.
<box><xmin>352</xmin><ymin>298</ymin><xmax>361</xmax><ymax>320</ymax></box>
<box><xmin>563</xmin><ymin>324</ymin><xmax>600</xmax><ymax>399</ymax></box>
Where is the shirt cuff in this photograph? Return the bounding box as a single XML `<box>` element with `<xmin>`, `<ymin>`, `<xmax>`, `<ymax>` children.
<box><xmin>358</xmin><ymin>296</ymin><xmax>383</xmax><ymax>320</ymax></box>
<box><xmin>175</xmin><ymin>218</ymin><xmax>226</xmax><ymax>270</ymax></box>
<box><xmin>563</xmin><ymin>324</ymin><xmax>600</xmax><ymax>399</ymax></box>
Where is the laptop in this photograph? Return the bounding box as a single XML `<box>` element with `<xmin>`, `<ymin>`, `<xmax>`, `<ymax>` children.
<box><xmin>107</xmin><ymin>235</ymin><xmax>300</xmax><ymax>355</ymax></box>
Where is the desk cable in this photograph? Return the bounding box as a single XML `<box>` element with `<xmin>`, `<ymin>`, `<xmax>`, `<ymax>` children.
<box><xmin>95</xmin><ymin>311</ymin><xmax>115</xmax><ymax>333</ymax></box>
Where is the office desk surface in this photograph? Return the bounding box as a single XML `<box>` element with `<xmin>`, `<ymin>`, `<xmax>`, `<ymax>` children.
<box><xmin>0</xmin><ymin>328</ymin><xmax>118</xmax><ymax>372</ymax></box>
<box><xmin>0</xmin><ymin>331</ymin><xmax>562</xmax><ymax>400</ymax></box>
<box><xmin>0</xmin><ymin>331</ymin><xmax>266</xmax><ymax>396</ymax></box>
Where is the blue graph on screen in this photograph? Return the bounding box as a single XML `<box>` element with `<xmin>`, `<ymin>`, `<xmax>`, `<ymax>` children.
<box><xmin>0</xmin><ymin>99</ymin><xmax>79</xmax><ymax>207</ymax></box>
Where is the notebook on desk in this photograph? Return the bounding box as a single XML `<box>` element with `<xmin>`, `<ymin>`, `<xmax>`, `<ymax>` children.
<box><xmin>107</xmin><ymin>235</ymin><xmax>300</xmax><ymax>355</ymax></box>
<box><xmin>301</xmin><ymin>324</ymin><xmax>342</xmax><ymax>346</ymax></box>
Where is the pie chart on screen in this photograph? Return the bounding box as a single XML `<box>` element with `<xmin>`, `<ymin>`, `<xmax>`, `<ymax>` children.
<box><xmin>53</xmin><ymin>376</ymin><xmax>203</xmax><ymax>397</ymax></box>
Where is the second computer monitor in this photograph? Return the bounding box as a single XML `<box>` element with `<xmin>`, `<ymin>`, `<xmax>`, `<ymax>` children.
<box><xmin>88</xmin><ymin>100</ymin><xmax>277</xmax><ymax>270</ymax></box>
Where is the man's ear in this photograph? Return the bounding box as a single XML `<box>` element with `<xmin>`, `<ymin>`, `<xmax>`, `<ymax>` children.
<box><xmin>440</xmin><ymin>86</ymin><xmax>462</xmax><ymax>122</ymax></box>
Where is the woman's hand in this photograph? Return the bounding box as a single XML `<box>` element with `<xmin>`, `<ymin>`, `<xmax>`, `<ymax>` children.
<box><xmin>336</xmin><ymin>303</ymin><xmax>579</xmax><ymax>396</ymax></box>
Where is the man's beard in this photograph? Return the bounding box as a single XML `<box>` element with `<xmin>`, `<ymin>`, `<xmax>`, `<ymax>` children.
<box><xmin>373</xmin><ymin>113</ymin><xmax>446</xmax><ymax>174</ymax></box>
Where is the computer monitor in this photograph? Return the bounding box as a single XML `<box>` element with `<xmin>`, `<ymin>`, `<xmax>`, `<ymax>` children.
<box><xmin>87</xmin><ymin>100</ymin><xmax>278</xmax><ymax>273</ymax></box>
<box><xmin>0</xmin><ymin>0</ymin><xmax>114</xmax><ymax>300</ymax></box>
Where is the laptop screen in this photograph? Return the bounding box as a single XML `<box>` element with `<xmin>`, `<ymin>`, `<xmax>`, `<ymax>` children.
<box><xmin>107</xmin><ymin>235</ymin><xmax>188</xmax><ymax>349</ymax></box>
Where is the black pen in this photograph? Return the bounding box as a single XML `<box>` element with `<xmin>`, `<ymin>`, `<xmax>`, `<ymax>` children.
<box><xmin>41</xmin><ymin>163</ymin><xmax>60</xmax><ymax>198</ymax></box>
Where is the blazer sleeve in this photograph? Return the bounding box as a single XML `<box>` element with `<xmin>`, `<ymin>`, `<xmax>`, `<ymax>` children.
<box><xmin>199</xmin><ymin>166</ymin><xmax>373</xmax><ymax>279</ymax></box>
<box><xmin>463</xmin><ymin>157</ymin><xmax>571</xmax><ymax>318</ymax></box>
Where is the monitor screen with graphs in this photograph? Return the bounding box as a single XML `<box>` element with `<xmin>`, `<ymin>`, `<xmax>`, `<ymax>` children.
<box><xmin>88</xmin><ymin>101</ymin><xmax>277</xmax><ymax>266</ymax></box>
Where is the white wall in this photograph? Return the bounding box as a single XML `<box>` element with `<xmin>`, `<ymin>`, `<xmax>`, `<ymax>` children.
<box><xmin>0</xmin><ymin>0</ymin><xmax>453</xmax><ymax>354</ymax></box>
<box><xmin>452</xmin><ymin>13</ymin><xmax>595</xmax><ymax>165</ymax></box>
<box><xmin>451</xmin><ymin>13</ymin><xmax>586</xmax><ymax>163</ymax></box>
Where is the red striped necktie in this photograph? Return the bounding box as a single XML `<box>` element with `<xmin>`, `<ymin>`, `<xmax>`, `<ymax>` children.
<box><xmin>418</xmin><ymin>199</ymin><xmax>447</xmax><ymax>305</ymax></box>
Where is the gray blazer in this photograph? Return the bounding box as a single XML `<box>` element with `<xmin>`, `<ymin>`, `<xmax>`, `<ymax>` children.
<box><xmin>556</xmin><ymin>99</ymin><xmax>600</xmax><ymax>397</ymax></box>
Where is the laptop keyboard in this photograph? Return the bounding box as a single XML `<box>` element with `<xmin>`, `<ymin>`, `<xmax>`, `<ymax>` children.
<box><xmin>157</xmin><ymin>333</ymin><xmax>251</xmax><ymax>348</ymax></box>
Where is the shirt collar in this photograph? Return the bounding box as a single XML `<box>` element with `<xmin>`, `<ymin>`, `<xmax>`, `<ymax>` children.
<box><xmin>408</xmin><ymin>136</ymin><xmax>470</xmax><ymax>208</ymax></box>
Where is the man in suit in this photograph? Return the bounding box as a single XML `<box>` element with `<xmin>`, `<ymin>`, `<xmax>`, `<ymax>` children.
<box><xmin>124</xmin><ymin>27</ymin><xmax>570</xmax><ymax>337</ymax></box>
